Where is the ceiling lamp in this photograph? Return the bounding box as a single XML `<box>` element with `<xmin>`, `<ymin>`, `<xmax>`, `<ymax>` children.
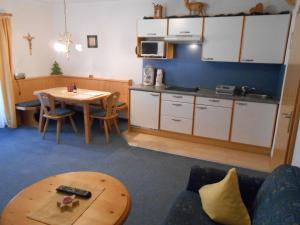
<box><xmin>55</xmin><ymin>0</ymin><xmax>72</xmax><ymax>58</ymax></box>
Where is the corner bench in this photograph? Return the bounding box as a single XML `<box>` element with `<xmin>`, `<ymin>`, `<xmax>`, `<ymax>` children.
<box><xmin>16</xmin><ymin>100</ymin><xmax>40</xmax><ymax>128</ymax></box>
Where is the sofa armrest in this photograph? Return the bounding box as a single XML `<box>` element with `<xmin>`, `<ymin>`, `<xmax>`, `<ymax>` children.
<box><xmin>186</xmin><ymin>165</ymin><xmax>267</xmax><ymax>211</ymax></box>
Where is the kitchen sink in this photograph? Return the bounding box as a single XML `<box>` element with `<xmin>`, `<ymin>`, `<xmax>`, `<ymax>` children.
<box><xmin>246</xmin><ymin>93</ymin><xmax>269</xmax><ymax>99</ymax></box>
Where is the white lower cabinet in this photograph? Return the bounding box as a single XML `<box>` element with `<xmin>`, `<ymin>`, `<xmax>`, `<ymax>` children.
<box><xmin>194</xmin><ymin>97</ymin><xmax>233</xmax><ymax>140</ymax></box>
<box><xmin>160</xmin><ymin>93</ymin><xmax>194</xmax><ymax>134</ymax></box>
<box><xmin>130</xmin><ymin>90</ymin><xmax>160</xmax><ymax>129</ymax></box>
<box><xmin>231</xmin><ymin>101</ymin><xmax>277</xmax><ymax>147</ymax></box>
<box><xmin>160</xmin><ymin>116</ymin><xmax>193</xmax><ymax>134</ymax></box>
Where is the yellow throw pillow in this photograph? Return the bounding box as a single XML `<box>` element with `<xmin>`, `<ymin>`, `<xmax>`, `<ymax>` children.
<box><xmin>199</xmin><ymin>168</ymin><xmax>251</xmax><ymax>225</ymax></box>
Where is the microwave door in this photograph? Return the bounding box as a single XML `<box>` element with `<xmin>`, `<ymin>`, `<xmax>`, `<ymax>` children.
<box><xmin>142</xmin><ymin>43</ymin><xmax>158</xmax><ymax>56</ymax></box>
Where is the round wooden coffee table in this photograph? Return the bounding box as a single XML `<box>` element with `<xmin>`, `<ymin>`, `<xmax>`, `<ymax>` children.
<box><xmin>0</xmin><ymin>172</ymin><xmax>131</xmax><ymax>225</ymax></box>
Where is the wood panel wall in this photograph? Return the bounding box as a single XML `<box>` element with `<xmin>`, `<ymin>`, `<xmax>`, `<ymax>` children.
<box><xmin>14</xmin><ymin>75</ymin><xmax>133</xmax><ymax>104</ymax></box>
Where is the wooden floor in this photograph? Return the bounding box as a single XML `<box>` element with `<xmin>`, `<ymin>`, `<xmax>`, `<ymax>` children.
<box><xmin>123</xmin><ymin>131</ymin><xmax>272</xmax><ymax>172</ymax></box>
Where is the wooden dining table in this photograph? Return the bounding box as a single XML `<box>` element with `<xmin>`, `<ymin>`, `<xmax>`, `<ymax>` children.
<box><xmin>34</xmin><ymin>87</ymin><xmax>111</xmax><ymax>144</ymax></box>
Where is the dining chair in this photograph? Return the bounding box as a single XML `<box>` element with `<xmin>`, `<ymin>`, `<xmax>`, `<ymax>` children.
<box><xmin>90</xmin><ymin>92</ymin><xmax>121</xmax><ymax>144</ymax></box>
<box><xmin>36</xmin><ymin>92</ymin><xmax>78</xmax><ymax>144</ymax></box>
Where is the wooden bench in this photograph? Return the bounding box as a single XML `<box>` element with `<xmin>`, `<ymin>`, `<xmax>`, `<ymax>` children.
<box><xmin>16</xmin><ymin>100</ymin><xmax>41</xmax><ymax>128</ymax></box>
<box><xmin>13</xmin><ymin>75</ymin><xmax>132</xmax><ymax>123</ymax></box>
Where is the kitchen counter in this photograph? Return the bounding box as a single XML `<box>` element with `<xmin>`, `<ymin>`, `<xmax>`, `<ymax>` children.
<box><xmin>129</xmin><ymin>84</ymin><xmax>280</xmax><ymax>104</ymax></box>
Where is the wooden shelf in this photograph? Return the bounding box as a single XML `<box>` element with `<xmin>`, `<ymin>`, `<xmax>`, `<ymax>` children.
<box><xmin>136</xmin><ymin>37</ymin><xmax>174</xmax><ymax>60</ymax></box>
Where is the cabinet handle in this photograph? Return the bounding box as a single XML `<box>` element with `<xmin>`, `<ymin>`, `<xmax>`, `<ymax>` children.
<box><xmin>236</xmin><ymin>102</ymin><xmax>248</xmax><ymax>106</ymax></box>
<box><xmin>209</xmin><ymin>99</ymin><xmax>220</xmax><ymax>103</ymax></box>
<box><xmin>172</xmin><ymin>103</ymin><xmax>182</xmax><ymax>107</ymax></box>
<box><xmin>172</xmin><ymin>95</ymin><xmax>183</xmax><ymax>98</ymax></box>
<box><xmin>172</xmin><ymin>119</ymin><xmax>182</xmax><ymax>122</ymax></box>
<box><xmin>197</xmin><ymin>106</ymin><xmax>207</xmax><ymax>110</ymax></box>
<box><xmin>242</xmin><ymin>59</ymin><xmax>254</xmax><ymax>62</ymax></box>
<box><xmin>147</xmin><ymin>33</ymin><xmax>157</xmax><ymax>36</ymax></box>
<box><xmin>203</xmin><ymin>57</ymin><xmax>214</xmax><ymax>61</ymax></box>
<box><xmin>150</xmin><ymin>94</ymin><xmax>160</xmax><ymax>97</ymax></box>
<box><xmin>283</xmin><ymin>112</ymin><xmax>293</xmax><ymax>133</ymax></box>
<box><xmin>179</xmin><ymin>31</ymin><xmax>191</xmax><ymax>34</ymax></box>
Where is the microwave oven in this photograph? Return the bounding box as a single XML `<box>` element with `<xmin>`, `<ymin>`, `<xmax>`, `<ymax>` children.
<box><xmin>140</xmin><ymin>41</ymin><xmax>165</xmax><ymax>57</ymax></box>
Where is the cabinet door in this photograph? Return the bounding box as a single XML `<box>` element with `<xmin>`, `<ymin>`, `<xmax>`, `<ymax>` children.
<box><xmin>241</xmin><ymin>14</ymin><xmax>290</xmax><ymax>64</ymax></box>
<box><xmin>137</xmin><ymin>19</ymin><xmax>168</xmax><ymax>37</ymax></box>
<box><xmin>160</xmin><ymin>116</ymin><xmax>193</xmax><ymax>134</ymax></box>
<box><xmin>194</xmin><ymin>105</ymin><xmax>232</xmax><ymax>140</ymax></box>
<box><xmin>130</xmin><ymin>90</ymin><xmax>160</xmax><ymax>129</ymax></box>
<box><xmin>168</xmin><ymin>18</ymin><xmax>203</xmax><ymax>36</ymax></box>
<box><xmin>161</xmin><ymin>101</ymin><xmax>194</xmax><ymax>119</ymax></box>
<box><xmin>231</xmin><ymin>101</ymin><xmax>277</xmax><ymax>147</ymax></box>
<box><xmin>202</xmin><ymin>16</ymin><xmax>243</xmax><ymax>62</ymax></box>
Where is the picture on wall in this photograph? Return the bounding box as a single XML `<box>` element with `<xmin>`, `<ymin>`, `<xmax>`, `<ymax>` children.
<box><xmin>87</xmin><ymin>35</ymin><xmax>98</xmax><ymax>48</ymax></box>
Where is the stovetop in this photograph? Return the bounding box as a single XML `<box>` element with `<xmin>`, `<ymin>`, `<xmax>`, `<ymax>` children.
<box><xmin>165</xmin><ymin>86</ymin><xmax>199</xmax><ymax>93</ymax></box>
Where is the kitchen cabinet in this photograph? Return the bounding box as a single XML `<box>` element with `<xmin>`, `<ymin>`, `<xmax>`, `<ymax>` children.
<box><xmin>160</xmin><ymin>93</ymin><xmax>194</xmax><ymax>134</ymax></box>
<box><xmin>130</xmin><ymin>90</ymin><xmax>160</xmax><ymax>129</ymax></box>
<box><xmin>202</xmin><ymin>16</ymin><xmax>244</xmax><ymax>62</ymax></box>
<box><xmin>231</xmin><ymin>101</ymin><xmax>277</xmax><ymax>147</ymax></box>
<box><xmin>168</xmin><ymin>18</ymin><xmax>203</xmax><ymax>36</ymax></box>
<box><xmin>137</xmin><ymin>19</ymin><xmax>168</xmax><ymax>37</ymax></box>
<box><xmin>240</xmin><ymin>14</ymin><xmax>291</xmax><ymax>64</ymax></box>
<box><xmin>194</xmin><ymin>97</ymin><xmax>233</xmax><ymax>140</ymax></box>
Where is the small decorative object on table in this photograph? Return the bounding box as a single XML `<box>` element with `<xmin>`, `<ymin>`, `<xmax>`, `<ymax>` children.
<box><xmin>184</xmin><ymin>0</ymin><xmax>207</xmax><ymax>16</ymax></box>
<box><xmin>57</xmin><ymin>195</ymin><xmax>79</xmax><ymax>210</ymax></box>
<box><xmin>51</xmin><ymin>61</ymin><xmax>63</xmax><ymax>75</ymax></box>
<box><xmin>73</xmin><ymin>83</ymin><xmax>77</xmax><ymax>93</ymax></box>
<box><xmin>249</xmin><ymin>3</ymin><xmax>264</xmax><ymax>14</ymax></box>
<box><xmin>153</xmin><ymin>3</ymin><xmax>163</xmax><ymax>19</ymax></box>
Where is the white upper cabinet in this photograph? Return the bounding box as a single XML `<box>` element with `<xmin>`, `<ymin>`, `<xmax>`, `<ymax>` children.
<box><xmin>168</xmin><ymin>18</ymin><xmax>203</xmax><ymax>36</ymax></box>
<box><xmin>137</xmin><ymin>19</ymin><xmax>168</xmax><ymax>37</ymax></box>
<box><xmin>202</xmin><ymin>16</ymin><xmax>244</xmax><ymax>62</ymax></box>
<box><xmin>240</xmin><ymin>14</ymin><xmax>290</xmax><ymax>64</ymax></box>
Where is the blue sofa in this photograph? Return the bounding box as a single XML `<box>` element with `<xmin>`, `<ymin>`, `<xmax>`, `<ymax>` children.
<box><xmin>162</xmin><ymin>165</ymin><xmax>300</xmax><ymax>225</ymax></box>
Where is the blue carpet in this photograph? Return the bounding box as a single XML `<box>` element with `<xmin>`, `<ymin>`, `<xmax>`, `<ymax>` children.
<box><xmin>0</xmin><ymin>118</ymin><xmax>266</xmax><ymax>225</ymax></box>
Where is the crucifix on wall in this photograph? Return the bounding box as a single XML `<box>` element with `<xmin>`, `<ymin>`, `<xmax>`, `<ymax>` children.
<box><xmin>23</xmin><ymin>33</ymin><xmax>35</xmax><ymax>56</ymax></box>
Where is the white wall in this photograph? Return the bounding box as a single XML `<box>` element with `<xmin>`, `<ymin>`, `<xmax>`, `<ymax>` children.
<box><xmin>0</xmin><ymin>0</ymin><xmax>56</xmax><ymax>77</ymax></box>
<box><xmin>0</xmin><ymin>0</ymin><xmax>293</xmax><ymax>82</ymax></box>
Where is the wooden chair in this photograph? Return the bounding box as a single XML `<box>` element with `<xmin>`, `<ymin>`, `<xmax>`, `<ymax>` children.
<box><xmin>36</xmin><ymin>92</ymin><xmax>78</xmax><ymax>144</ymax></box>
<box><xmin>90</xmin><ymin>92</ymin><xmax>121</xmax><ymax>144</ymax></box>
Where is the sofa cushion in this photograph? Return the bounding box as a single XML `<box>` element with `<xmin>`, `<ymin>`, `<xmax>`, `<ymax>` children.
<box><xmin>199</xmin><ymin>168</ymin><xmax>250</xmax><ymax>225</ymax></box>
<box><xmin>252</xmin><ymin>165</ymin><xmax>300</xmax><ymax>225</ymax></box>
<box><xmin>162</xmin><ymin>191</ymin><xmax>222</xmax><ymax>225</ymax></box>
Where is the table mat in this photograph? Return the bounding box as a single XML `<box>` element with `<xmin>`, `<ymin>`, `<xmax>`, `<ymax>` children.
<box><xmin>27</xmin><ymin>183</ymin><xmax>105</xmax><ymax>225</ymax></box>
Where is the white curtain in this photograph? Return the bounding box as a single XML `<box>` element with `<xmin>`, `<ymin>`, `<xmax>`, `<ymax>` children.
<box><xmin>0</xmin><ymin>83</ymin><xmax>7</xmax><ymax>128</ymax></box>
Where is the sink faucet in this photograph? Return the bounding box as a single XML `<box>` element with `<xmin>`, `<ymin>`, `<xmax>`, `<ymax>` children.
<box><xmin>241</xmin><ymin>86</ymin><xmax>256</xmax><ymax>96</ymax></box>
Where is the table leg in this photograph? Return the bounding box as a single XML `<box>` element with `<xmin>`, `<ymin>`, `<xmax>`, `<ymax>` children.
<box><xmin>83</xmin><ymin>103</ymin><xmax>91</xmax><ymax>144</ymax></box>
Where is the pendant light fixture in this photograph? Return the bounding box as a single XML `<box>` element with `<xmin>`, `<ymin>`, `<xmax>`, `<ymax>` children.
<box><xmin>54</xmin><ymin>0</ymin><xmax>72</xmax><ymax>58</ymax></box>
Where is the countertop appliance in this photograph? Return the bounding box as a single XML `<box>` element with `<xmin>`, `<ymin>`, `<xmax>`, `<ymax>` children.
<box><xmin>216</xmin><ymin>85</ymin><xmax>236</xmax><ymax>95</ymax></box>
<box><xmin>165</xmin><ymin>86</ymin><xmax>198</xmax><ymax>92</ymax></box>
<box><xmin>140</xmin><ymin>41</ymin><xmax>165</xmax><ymax>58</ymax></box>
<box><xmin>143</xmin><ymin>66</ymin><xmax>156</xmax><ymax>86</ymax></box>
<box><xmin>155</xmin><ymin>69</ymin><xmax>164</xmax><ymax>87</ymax></box>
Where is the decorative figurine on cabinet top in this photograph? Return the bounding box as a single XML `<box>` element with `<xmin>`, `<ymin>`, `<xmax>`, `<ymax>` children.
<box><xmin>153</xmin><ymin>3</ymin><xmax>163</xmax><ymax>19</ymax></box>
<box><xmin>184</xmin><ymin>0</ymin><xmax>207</xmax><ymax>17</ymax></box>
<box><xmin>249</xmin><ymin>3</ymin><xmax>264</xmax><ymax>14</ymax></box>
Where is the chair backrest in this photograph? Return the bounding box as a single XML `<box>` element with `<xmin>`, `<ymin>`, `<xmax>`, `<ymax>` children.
<box><xmin>105</xmin><ymin>92</ymin><xmax>120</xmax><ymax>117</ymax></box>
<box><xmin>36</xmin><ymin>92</ymin><xmax>56</xmax><ymax>115</ymax></box>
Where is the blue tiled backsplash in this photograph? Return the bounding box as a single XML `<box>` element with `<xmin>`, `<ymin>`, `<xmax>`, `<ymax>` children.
<box><xmin>143</xmin><ymin>44</ymin><xmax>285</xmax><ymax>98</ymax></box>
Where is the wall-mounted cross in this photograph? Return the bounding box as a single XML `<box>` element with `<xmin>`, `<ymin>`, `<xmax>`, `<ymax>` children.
<box><xmin>23</xmin><ymin>33</ymin><xmax>35</xmax><ymax>56</ymax></box>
